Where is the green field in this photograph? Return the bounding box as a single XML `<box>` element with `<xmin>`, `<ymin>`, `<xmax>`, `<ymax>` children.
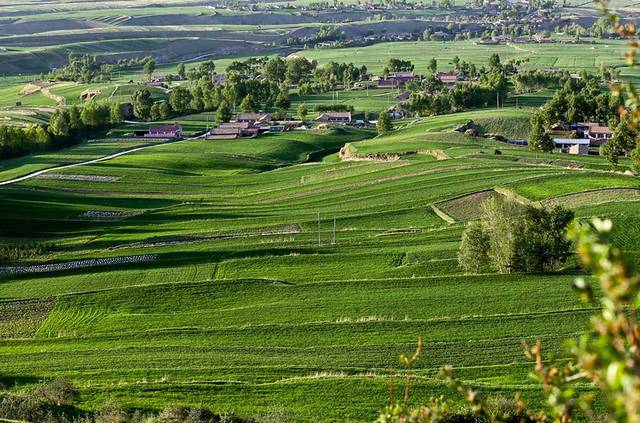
<box><xmin>0</xmin><ymin>108</ymin><xmax>638</xmax><ymax>420</ymax></box>
<box><xmin>297</xmin><ymin>39</ymin><xmax>638</xmax><ymax>79</ymax></box>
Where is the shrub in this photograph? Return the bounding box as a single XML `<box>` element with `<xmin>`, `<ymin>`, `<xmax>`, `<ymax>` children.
<box><xmin>31</xmin><ymin>378</ymin><xmax>80</xmax><ymax>406</ymax></box>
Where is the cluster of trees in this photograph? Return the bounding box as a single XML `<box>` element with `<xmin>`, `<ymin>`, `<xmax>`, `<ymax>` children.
<box><xmin>299</xmin><ymin>61</ymin><xmax>367</xmax><ymax>94</ymax></box>
<box><xmin>458</xmin><ymin>197</ymin><xmax>574</xmax><ymax>274</ymax></box>
<box><xmin>49</xmin><ymin>102</ymin><xmax>123</xmax><ymax>136</ymax></box>
<box><xmin>0</xmin><ymin>99</ymin><xmax>125</xmax><ymax>160</ymax></box>
<box><xmin>383</xmin><ymin>58</ymin><xmax>414</xmax><ymax>75</ymax></box>
<box><xmin>47</xmin><ymin>54</ymin><xmax>153</xmax><ymax>83</ymax></box>
<box><xmin>513</xmin><ymin>69</ymin><xmax>569</xmax><ymax>93</ymax></box>
<box><xmin>0</xmin><ymin>124</ymin><xmax>51</xmax><ymax>160</ymax></box>
<box><xmin>403</xmin><ymin>55</ymin><xmax>508</xmax><ymax>116</ymax></box>
<box><xmin>535</xmin><ymin>75</ymin><xmax>622</xmax><ymax>128</ymax></box>
<box><xmin>130</xmin><ymin>56</ymin><xmax>369</xmax><ymax>122</ymax></box>
<box><xmin>130</xmin><ymin>77</ymin><xmax>290</xmax><ymax>122</ymax></box>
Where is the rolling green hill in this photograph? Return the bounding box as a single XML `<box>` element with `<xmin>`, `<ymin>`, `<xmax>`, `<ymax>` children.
<box><xmin>0</xmin><ymin>110</ymin><xmax>638</xmax><ymax>420</ymax></box>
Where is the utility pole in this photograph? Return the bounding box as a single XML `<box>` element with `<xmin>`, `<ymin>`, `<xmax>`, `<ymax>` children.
<box><xmin>317</xmin><ymin>212</ymin><xmax>321</xmax><ymax>247</ymax></box>
<box><xmin>496</xmin><ymin>92</ymin><xmax>499</xmax><ymax>109</ymax></box>
<box><xmin>332</xmin><ymin>216</ymin><xmax>336</xmax><ymax>245</ymax></box>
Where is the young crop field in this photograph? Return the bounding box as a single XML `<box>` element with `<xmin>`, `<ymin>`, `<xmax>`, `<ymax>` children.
<box><xmin>0</xmin><ymin>108</ymin><xmax>636</xmax><ymax>421</ymax></box>
<box><xmin>298</xmin><ymin>39</ymin><xmax>639</xmax><ymax>79</ymax></box>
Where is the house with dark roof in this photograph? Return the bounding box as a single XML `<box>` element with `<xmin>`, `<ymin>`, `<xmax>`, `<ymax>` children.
<box><xmin>586</xmin><ymin>126</ymin><xmax>613</xmax><ymax>146</ymax></box>
<box><xmin>315</xmin><ymin>112</ymin><xmax>352</xmax><ymax>124</ymax></box>
<box><xmin>145</xmin><ymin>124</ymin><xmax>182</xmax><ymax>139</ymax></box>
<box><xmin>235</xmin><ymin>113</ymin><xmax>274</xmax><ymax>124</ymax></box>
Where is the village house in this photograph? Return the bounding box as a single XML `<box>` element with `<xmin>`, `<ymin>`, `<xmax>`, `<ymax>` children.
<box><xmin>586</xmin><ymin>125</ymin><xmax>613</xmax><ymax>145</ymax></box>
<box><xmin>145</xmin><ymin>124</ymin><xmax>182</xmax><ymax>139</ymax></box>
<box><xmin>146</xmin><ymin>76</ymin><xmax>165</xmax><ymax>87</ymax></box>
<box><xmin>436</xmin><ymin>71</ymin><xmax>463</xmax><ymax>87</ymax></box>
<box><xmin>376</xmin><ymin>79</ymin><xmax>400</xmax><ymax>89</ymax></box>
<box><xmin>211</xmin><ymin>74</ymin><xmax>226</xmax><ymax>85</ymax></box>
<box><xmin>569</xmin><ymin>144</ymin><xmax>590</xmax><ymax>155</ymax></box>
<box><xmin>553</xmin><ymin>138</ymin><xmax>590</xmax><ymax>154</ymax></box>
<box><xmin>315</xmin><ymin>112</ymin><xmax>352</xmax><ymax>124</ymax></box>
<box><xmin>207</xmin><ymin>122</ymin><xmax>260</xmax><ymax>140</ymax></box>
<box><xmin>388</xmin><ymin>71</ymin><xmax>415</xmax><ymax>84</ymax></box>
<box><xmin>570</xmin><ymin>122</ymin><xmax>613</xmax><ymax>146</ymax></box>
<box><xmin>235</xmin><ymin>113</ymin><xmax>274</xmax><ymax>124</ymax></box>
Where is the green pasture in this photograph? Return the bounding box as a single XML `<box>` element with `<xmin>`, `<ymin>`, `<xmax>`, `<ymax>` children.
<box><xmin>0</xmin><ymin>108</ymin><xmax>638</xmax><ymax>420</ymax></box>
<box><xmin>298</xmin><ymin>39</ymin><xmax>637</xmax><ymax>78</ymax></box>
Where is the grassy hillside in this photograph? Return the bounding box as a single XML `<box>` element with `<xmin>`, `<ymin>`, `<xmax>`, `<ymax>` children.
<box><xmin>0</xmin><ymin>111</ymin><xmax>639</xmax><ymax>421</ymax></box>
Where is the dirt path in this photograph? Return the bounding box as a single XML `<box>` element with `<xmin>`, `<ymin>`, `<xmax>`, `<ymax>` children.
<box><xmin>0</xmin><ymin>135</ymin><xmax>204</xmax><ymax>187</ymax></box>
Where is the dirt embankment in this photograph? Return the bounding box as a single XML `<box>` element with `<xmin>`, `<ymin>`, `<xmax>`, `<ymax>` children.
<box><xmin>19</xmin><ymin>81</ymin><xmax>65</xmax><ymax>105</ymax></box>
<box><xmin>339</xmin><ymin>144</ymin><xmax>450</xmax><ymax>162</ymax></box>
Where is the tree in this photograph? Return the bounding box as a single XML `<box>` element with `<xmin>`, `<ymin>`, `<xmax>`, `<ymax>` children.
<box><xmin>612</xmin><ymin>118</ymin><xmax>636</xmax><ymax>153</ymax></box>
<box><xmin>274</xmin><ymin>93</ymin><xmax>290</xmax><ymax>112</ymax></box>
<box><xmin>297</xmin><ymin>103</ymin><xmax>308</xmax><ymax>120</ymax></box>
<box><xmin>159</xmin><ymin>101</ymin><xmax>171</xmax><ymax>119</ymax></box>
<box><xmin>428</xmin><ymin>58</ymin><xmax>438</xmax><ymax>74</ymax></box>
<box><xmin>240</xmin><ymin>94</ymin><xmax>259</xmax><ymax>113</ymax></box>
<box><xmin>528</xmin><ymin>113</ymin><xmax>554</xmax><ymax>152</ymax></box>
<box><xmin>150</xmin><ymin>103</ymin><xmax>162</xmax><ymax>121</ymax></box>
<box><xmin>488</xmin><ymin>53</ymin><xmax>502</xmax><ymax>72</ymax></box>
<box><xmin>600</xmin><ymin>138</ymin><xmax>625</xmax><ymax>169</ymax></box>
<box><xmin>143</xmin><ymin>58</ymin><xmax>156</xmax><ymax>81</ymax></box>
<box><xmin>216</xmin><ymin>100</ymin><xmax>232</xmax><ymax>122</ymax></box>
<box><xmin>132</xmin><ymin>88</ymin><xmax>153</xmax><ymax>120</ymax></box>
<box><xmin>458</xmin><ymin>221</ymin><xmax>490</xmax><ymax>274</ymax></box>
<box><xmin>109</xmin><ymin>103</ymin><xmax>123</xmax><ymax>125</ymax></box>
<box><xmin>200</xmin><ymin>60</ymin><xmax>216</xmax><ymax>79</ymax></box>
<box><xmin>169</xmin><ymin>86</ymin><xmax>192</xmax><ymax>115</ymax></box>
<box><xmin>264</xmin><ymin>56</ymin><xmax>287</xmax><ymax>83</ymax></box>
<box><xmin>511</xmin><ymin>205</ymin><xmax>575</xmax><ymax>272</ymax></box>
<box><xmin>80</xmin><ymin>101</ymin><xmax>107</xmax><ymax>128</ymax></box>
<box><xmin>177</xmin><ymin>63</ymin><xmax>186</xmax><ymax>80</ymax></box>
<box><xmin>49</xmin><ymin>109</ymin><xmax>70</xmax><ymax>137</ymax></box>
<box><xmin>458</xmin><ymin>197</ymin><xmax>573</xmax><ymax>274</ymax></box>
<box><xmin>376</xmin><ymin>111</ymin><xmax>393</xmax><ymax>135</ymax></box>
<box><xmin>69</xmin><ymin>105</ymin><xmax>81</xmax><ymax>131</ymax></box>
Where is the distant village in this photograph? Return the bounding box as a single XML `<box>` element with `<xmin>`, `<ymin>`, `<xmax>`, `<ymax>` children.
<box><xmin>137</xmin><ymin>66</ymin><xmax>613</xmax><ymax>157</ymax></box>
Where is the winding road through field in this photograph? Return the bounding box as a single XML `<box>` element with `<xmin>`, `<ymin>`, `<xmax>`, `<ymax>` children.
<box><xmin>0</xmin><ymin>134</ymin><xmax>204</xmax><ymax>187</ymax></box>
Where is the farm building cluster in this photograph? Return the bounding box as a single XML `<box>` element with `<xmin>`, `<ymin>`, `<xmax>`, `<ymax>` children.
<box><xmin>551</xmin><ymin>122</ymin><xmax>613</xmax><ymax>155</ymax></box>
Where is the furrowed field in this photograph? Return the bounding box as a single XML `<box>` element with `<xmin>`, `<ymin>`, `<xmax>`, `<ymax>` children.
<box><xmin>1</xmin><ymin>109</ymin><xmax>639</xmax><ymax>420</ymax></box>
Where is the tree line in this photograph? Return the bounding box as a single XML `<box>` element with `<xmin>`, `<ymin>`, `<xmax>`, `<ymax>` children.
<box><xmin>47</xmin><ymin>54</ymin><xmax>155</xmax><ymax>83</ymax></box>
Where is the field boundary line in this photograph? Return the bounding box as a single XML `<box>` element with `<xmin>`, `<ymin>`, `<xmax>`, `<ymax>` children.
<box><xmin>430</xmin><ymin>204</ymin><xmax>455</xmax><ymax>224</ymax></box>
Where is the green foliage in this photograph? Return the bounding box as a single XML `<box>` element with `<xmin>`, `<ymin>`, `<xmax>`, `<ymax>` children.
<box><xmin>169</xmin><ymin>86</ymin><xmax>192</xmax><ymax>115</ymax></box>
<box><xmin>458</xmin><ymin>197</ymin><xmax>574</xmax><ymax>274</ymax></box>
<box><xmin>110</xmin><ymin>103</ymin><xmax>124</xmax><ymax>125</ymax></box>
<box><xmin>216</xmin><ymin>100</ymin><xmax>232</xmax><ymax>122</ymax></box>
<box><xmin>47</xmin><ymin>54</ymin><xmax>151</xmax><ymax>83</ymax></box>
<box><xmin>458</xmin><ymin>221</ymin><xmax>490</xmax><ymax>274</ymax></box>
<box><xmin>132</xmin><ymin>88</ymin><xmax>153</xmax><ymax>120</ymax></box>
<box><xmin>528</xmin><ymin>113</ymin><xmax>554</xmax><ymax>152</ymax></box>
<box><xmin>240</xmin><ymin>94</ymin><xmax>259</xmax><ymax>113</ymax></box>
<box><xmin>297</xmin><ymin>103</ymin><xmax>308</xmax><ymax>119</ymax></box>
<box><xmin>376</xmin><ymin>111</ymin><xmax>393</xmax><ymax>135</ymax></box>
<box><xmin>143</xmin><ymin>58</ymin><xmax>156</xmax><ymax>80</ymax></box>
<box><xmin>80</xmin><ymin>101</ymin><xmax>109</xmax><ymax>128</ymax></box>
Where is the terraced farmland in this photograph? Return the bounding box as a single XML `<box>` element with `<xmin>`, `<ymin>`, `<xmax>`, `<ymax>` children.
<box><xmin>1</xmin><ymin>111</ymin><xmax>639</xmax><ymax>421</ymax></box>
